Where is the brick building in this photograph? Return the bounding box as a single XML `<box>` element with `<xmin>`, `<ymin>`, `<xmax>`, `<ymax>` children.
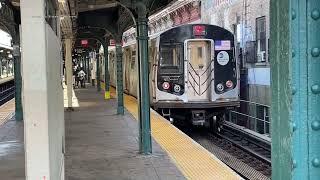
<box><xmin>122</xmin><ymin>0</ymin><xmax>201</xmax><ymax>45</ymax></box>
<box><xmin>201</xmin><ymin>0</ymin><xmax>271</xmax><ymax>134</ymax></box>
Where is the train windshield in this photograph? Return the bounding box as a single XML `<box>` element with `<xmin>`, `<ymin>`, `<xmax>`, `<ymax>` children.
<box><xmin>159</xmin><ymin>43</ymin><xmax>183</xmax><ymax>74</ymax></box>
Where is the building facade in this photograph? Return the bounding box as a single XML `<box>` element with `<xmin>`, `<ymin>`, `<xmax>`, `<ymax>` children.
<box><xmin>122</xmin><ymin>0</ymin><xmax>201</xmax><ymax>45</ymax></box>
<box><xmin>201</xmin><ymin>0</ymin><xmax>271</xmax><ymax>134</ymax></box>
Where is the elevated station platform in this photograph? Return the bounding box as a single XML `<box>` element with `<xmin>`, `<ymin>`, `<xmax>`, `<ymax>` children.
<box><xmin>65</xmin><ymin>86</ymin><xmax>185</xmax><ymax>180</ymax></box>
<box><xmin>0</xmin><ymin>85</ymin><xmax>242</xmax><ymax>180</ymax></box>
<box><xmin>0</xmin><ymin>99</ymin><xmax>24</xmax><ymax>180</ymax></box>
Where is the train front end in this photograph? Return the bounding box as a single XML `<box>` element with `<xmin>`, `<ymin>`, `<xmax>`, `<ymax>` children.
<box><xmin>154</xmin><ymin>24</ymin><xmax>239</xmax><ymax>128</ymax></box>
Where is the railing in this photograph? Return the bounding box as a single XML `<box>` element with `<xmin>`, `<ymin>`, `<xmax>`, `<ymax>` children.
<box><xmin>227</xmin><ymin>99</ymin><xmax>271</xmax><ymax>137</ymax></box>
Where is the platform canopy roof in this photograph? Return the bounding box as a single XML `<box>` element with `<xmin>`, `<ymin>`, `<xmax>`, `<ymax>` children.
<box><xmin>2</xmin><ymin>0</ymin><xmax>176</xmax><ymax>48</ymax></box>
<box><xmin>61</xmin><ymin>0</ymin><xmax>177</xmax><ymax>48</ymax></box>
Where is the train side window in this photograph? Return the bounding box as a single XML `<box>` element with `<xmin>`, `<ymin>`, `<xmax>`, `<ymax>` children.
<box><xmin>149</xmin><ymin>47</ymin><xmax>154</xmax><ymax>74</ymax></box>
<box><xmin>0</xmin><ymin>58</ymin><xmax>4</xmax><ymax>78</ymax></box>
<box><xmin>131</xmin><ymin>51</ymin><xmax>136</xmax><ymax>69</ymax></box>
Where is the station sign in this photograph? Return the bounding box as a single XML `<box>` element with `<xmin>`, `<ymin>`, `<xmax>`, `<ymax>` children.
<box><xmin>0</xmin><ymin>30</ymin><xmax>12</xmax><ymax>50</ymax></box>
<box><xmin>81</xmin><ymin>39</ymin><xmax>88</xmax><ymax>47</ymax></box>
<box><xmin>109</xmin><ymin>39</ymin><xmax>123</xmax><ymax>46</ymax></box>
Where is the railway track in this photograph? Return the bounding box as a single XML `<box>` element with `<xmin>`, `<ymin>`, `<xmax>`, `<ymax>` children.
<box><xmin>181</xmin><ymin>122</ymin><xmax>271</xmax><ymax>180</ymax></box>
<box><xmin>0</xmin><ymin>78</ymin><xmax>15</xmax><ymax>106</ymax></box>
<box><xmin>220</xmin><ymin>121</ymin><xmax>271</xmax><ymax>165</ymax></box>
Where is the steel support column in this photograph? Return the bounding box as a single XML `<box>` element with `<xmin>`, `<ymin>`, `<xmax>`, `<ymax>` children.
<box><xmin>271</xmin><ymin>0</ymin><xmax>320</xmax><ymax>179</ymax></box>
<box><xmin>65</xmin><ymin>38</ymin><xmax>73</xmax><ymax>110</ymax></box>
<box><xmin>13</xmin><ymin>42</ymin><xmax>23</xmax><ymax>121</ymax></box>
<box><xmin>83</xmin><ymin>55</ymin><xmax>87</xmax><ymax>75</ymax></box>
<box><xmin>81</xmin><ymin>56</ymin><xmax>84</xmax><ymax>68</ymax></box>
<box><xmin>96</xmin><ymin>52</ymin><xmax>101</xmax><ymax>92</ymax></box>
<box><xmin>136</xmin><ymin>3</ymin><xmax>152</xmax><ymax>154</ymax></box>
<box><xmin>104</xmin><ymin>43</ymin><xmax>110</xmax><ymax>99</ymax></box>
<box><xmin>115</xmin><ymin>42</ymin><xmax>124</xmax><ymax>115</ymax></box>
<box><xmin>87</xmin><ymin>53</ymin><xmax>90</xmax><ymax>83</ymax></box>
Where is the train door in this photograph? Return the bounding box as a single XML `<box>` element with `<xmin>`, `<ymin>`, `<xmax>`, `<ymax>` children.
<box><xmin>186</xmin><ymin>40</ymin><xmax>213</xmax><ymax>101</ymax></box>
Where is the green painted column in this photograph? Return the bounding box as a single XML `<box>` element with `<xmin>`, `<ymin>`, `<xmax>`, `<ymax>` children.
<box><xmin>83</xmin><ymin>55</ymin><xmax>87</xmax><ymax>85</ymax></box>
<box><xmin>136</xmin><ymin>2</ymin><xmax>152</xmax><ymax>154</ymax></box>
<box><xmin>87</xmin><ymin>53</ymin><xmax>91</xmax><ymax>83</ymax></box>
<box><xmin>82</xmin><ymin>56</ymin><xmax>84</xmax><ymax>69</ymax></box>
<box><xmin>13</xmin><ymin>43</ymin><xmax>23</xmax><ymax>121</ymax></box>
<box><xmin>115</xmin><ymin>42</ymin><xmax>124</xmax><ymax>115</ymax></box>
<box><xmin>103</xmin><ymin>43</ymin><xmax>110</xmax><ymax>99</ymax></box>
<box><xmin>83</xmin><ymin>55</ymin><xmax>86</xmax><ymax>73</ymax></box>
<box><xmin>271</xmin><ymin>0</ymin><xmax>320</xmax><ymax>179</ymax></box>
<box><xmin>80</xmin><ymin>56</ymin><xmax>83</xmax><ymax>69</ymax></box>
<box><xmin>306</xmin><ymin>1</ymin><xmax>320</xmax><ymax>178</ymax></box>
<box><xmin>270</xmin><ymin>0</ymin><xmax>291</xmax><ymax>179</ymax></box>
<box><xmin>96</xmin><ymin>52</ymin><xmax>101</xmax><ymax>92</ymax></box>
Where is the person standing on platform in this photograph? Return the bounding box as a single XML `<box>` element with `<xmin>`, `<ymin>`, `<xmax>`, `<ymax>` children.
<box><xmin>73</xmin><ymin>64</ymin><xmax>80</xmax><ymax>88</ymax></box>
<box><xmin>77</xmin><ymin>68</ymin><xmax>86</xmax><ymax>88</ymax></box>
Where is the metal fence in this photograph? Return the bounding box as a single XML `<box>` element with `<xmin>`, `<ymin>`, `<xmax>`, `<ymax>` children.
<box><xmin>227</xmin><ymin>99</ymin><xmax>270</xmax><ymax>137</ymax></box>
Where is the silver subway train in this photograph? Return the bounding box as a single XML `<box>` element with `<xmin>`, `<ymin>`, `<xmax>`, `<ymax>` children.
<box><xmin>102</xmin><ymin>24</ymin><xmax>240</xmax><ymax>130</ymax></box>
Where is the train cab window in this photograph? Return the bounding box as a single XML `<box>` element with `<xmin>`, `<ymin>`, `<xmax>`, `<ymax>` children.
<box><xmin>159</xmin><ymin>44</ymin><xmax>183</xmax><ymax>74</ymax></box>
<box><xmin>188</xmin><ymin>41</ymin><xmax>209</xmax><ymax>70</ymax></box>
<box><xmin>198</xmin><ymin>47</ymin><xmax>203</xmax><ymax>58</ymax></box>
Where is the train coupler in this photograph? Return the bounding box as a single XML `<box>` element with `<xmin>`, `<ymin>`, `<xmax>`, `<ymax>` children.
<box><xmin>191</xmin><ymin>110</ymin><xmax>206</xmax><ymax>126</ymax></box>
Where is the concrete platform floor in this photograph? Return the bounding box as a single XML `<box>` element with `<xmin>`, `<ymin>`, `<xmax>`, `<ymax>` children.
<box><xmin>65</xmin><ymin>86</ymin><xmax>185</xmax><ymax>180</ymax></box>
<box><xmin>0</xmin><ymin>85</ymin><xmax>185</xmax><ymax>180</ymax></box>
<box><xmin>0</xmin><ymin>118</ymin><xmax>24</xmax><ymax>180</ymax></box>
<box><xmin>0</xmin><ymin>98</ymin><xmax>23</xmax><ymax>180</ymax></box>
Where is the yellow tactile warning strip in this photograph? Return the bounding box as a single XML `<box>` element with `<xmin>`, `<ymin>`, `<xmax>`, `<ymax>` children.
<box><xmin>0</xmin><ymin>99</ymin><xmax>15</xmax><ymax>126</ymax></box>
<box><xmin>107</xmin><ymin>86</ymin><xmax>242</xmax><ymax>180</ymax></box>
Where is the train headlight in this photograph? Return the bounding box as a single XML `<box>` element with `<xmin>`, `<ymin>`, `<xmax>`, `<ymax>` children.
<box><xmin>217</xmin><ymin>83</ymin><xmax>224</xmax><ymax>92</ymax></box>
<box><xmin>174</xmin><ymin>84</ymin><xmax>181</xmax><ymax>93</ymax></box>
<box><xmin>226</xmin><ymin>80</ymin><xmax>233</xmax><ymax>88</ymax></box>
<box><xmin>162</xmin><ymin>82</ymin><xmax>170</xmax><ymax>90</ymax></box>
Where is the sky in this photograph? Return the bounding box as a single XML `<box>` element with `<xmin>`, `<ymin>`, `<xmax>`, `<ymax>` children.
<box><xmin>0</xmin><ymin>29</ymin><xmax>12</xmax><ymax>49</ymax></box>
